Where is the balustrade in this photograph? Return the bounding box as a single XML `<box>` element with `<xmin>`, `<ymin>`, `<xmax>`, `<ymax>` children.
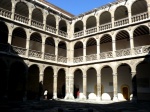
<box><xmin>74</xmin><ymin>30</ymin><xmax>84</xmax><ymax>38</ymax></box>
<box><xmin>57</xmin><ymin>56</ymin><xmax>67</xmax><ymax>63</ymax></box>
<box><xmin>100</xmin><ymin>51</ymin><xmax>113</xmax><ymax>59</ymax></box>
<box><xmin>116</xmin><ymin>48</ymin><xmax>131</xmax><ymax>57</ymax></box>
<box><xmin>44</xmin><ymin>53</ymin><xmax>56</xmax><ymax>61</ymax></box>
<box><xmin>99</xmin><ymin>22</ymin><xmax>112</xmax><ymax>31</ymax></box>
<box><xmin>86</xmin><ymin>54</ymin><xmax>97</xmax><ymax>61</ymax></box>
<box><xmin>14</xmin><ymin>13</ymin><xmax>29</xmax><ymax>24</ymax></box>
<box><xmin>46</xmin><ymin>25</ymin><xmax>57</xmax><ymax>34</ymax></box>
<box><xmin>74</xmin><ymin>56</ymin><xmax>83</xmax><ymax>63</ymax></box>
<box><xmin>58</xmin><ymin>30</ymin><xmax>68</xmax><ymax>37</ymax></box>
<box><xmin>86</xmin><ymin>27</ymin><xmax>97</xmax><ymax>35</ymax></box>
<box><xmin>29</xmin><ymin>49</ymin><xmax>42</xmax><ymax>58</ymax></box>
<box><xmin>134</xmin><ymin>45</ymin><xmax>150</xmax><ymax>55</ymax></box>
<box><xmin>0</xmin><ymin>8</ymin><xmax>11</xmax><ymax>18</ymax></box>
<box><xmin>114</xmin><ymin>17</ymin><xmax>129</xmax><ymax>27</ymax></box>
<box><xmin>31</xmin><ymin>19</ymin><xmax>44</xmax><ymax>29</ymax></box>
<box><xmin>132</xmin><ymin>12</ymin><xmax>148</xmax><ymax>23</ymax></box>
<box><xmin>11</xmin><ymin>46</ymin><xmax>26</xmax><ymax>56</ymax></box>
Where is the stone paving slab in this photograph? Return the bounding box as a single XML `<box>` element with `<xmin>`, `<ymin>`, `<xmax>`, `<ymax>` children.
<box><xmin>0</xmin><ymin>100</ymin><xmax>150</xmax><ymax>112</ymax></box>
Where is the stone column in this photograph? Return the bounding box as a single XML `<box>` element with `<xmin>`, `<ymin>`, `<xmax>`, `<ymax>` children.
<box><xmin>26</xmin><ymin>37</ymin><xmax>30</xmax><ymax>57</ymax></box>
<box><xmin>41</xmin><ymin>42</ymin><xmax>45</xmax><ymax>59</ymax></box>
<box><xmin>128</xmin><ymin>9</ymin><xmax>132</xmax><ymax>24</ymax></box>
<box><xmin>64</xmin><ymin>75</ymin><xmax>69</xmax><ymax>99</ymax></box>
<box><xmin>83</xmin><ymin>74</ymin><xmax>87</xmax><ymax>99</ymax></box>
<box><xmin>55</xmin><ymin>45</ymin><xmax>58</xmax><ymax>62</ymax></box>
<box><xmin>56</xmin><ymin>16</ymin><xmax>59</xmax><ymax>35</ymax></box>
<box><xmin>43</xmin><ymin>10</ymin><xmax>47</xmax><ymax>31</ymax></box>
<box><xmin>28</xmin><ymin>9</ymin><xmax>32</xmax><ymax>26</ymax></box>
<box><xmin>111</xmin><ymin>16</ymin><xmax>114</xmax><ymax>28</ymax></box>
<box><xmin>83</xmin><ymin>25</ymin><xmax>86</xmax><ymax>36</ymax></box>
<box><xmin>113</xmin><ymin>73</ymin><xmax>118</xmax><ymax>101</ymax></box>
<box><xmin>83</xmin><ymin>45</ymin><xmax>86</xmax><ymax>62</ymax></box>
<box><xmin>11</xmin><ymin>3</ymin><xmax>15</xmax><ymax>20</ymax></box>
<box><xmin>129</xmin><ymin>33</ymin><xmax>134</xmax><ymax>55</ymax></box>
<box><xmin>131</xmin><ymin>72</ymin><xmax>137</xmax><ymax>102</ymax></box>
<box><xmin>97</xmin><ymin>40</ymin><xmax>100</xmax><ymax>60</ymax></box>
<box><xmin>97</xmin><ymin>74</ymin><xmax>101</xmax><ymax>100</ymax></box>
<box><xmin>112</xmin><ymin>39</ymin><xmax>116</xmax><ymax>58</ymax></box>
<box><xmin>53</xmin><ymin>74</ymin><xmax>57</xmax><ymax>99</ymax></box>
<box><xmin>8</xmin><ymin>32</ymin><xmax>12</xmax><ymax>45</ymax></box>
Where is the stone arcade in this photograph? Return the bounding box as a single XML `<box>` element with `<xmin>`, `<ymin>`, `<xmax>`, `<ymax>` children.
<box><xmin>0</xmin><ymin>0</ymin><xmax>150</xmax><ymax>102</ymax></box>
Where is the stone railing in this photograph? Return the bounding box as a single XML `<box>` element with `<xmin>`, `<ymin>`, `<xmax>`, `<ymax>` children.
<box><xmin>116</xmin><ymin>48</ymin><xmax>131</xmax><ymax>57</ymax></box>
<box><xmin>58</xmin><ymin>30</ymin><xmax>68</xmax><ymax>38</ymax></box>
<box><xmin>134</xmin><ymin>45</ymin><xmax>150</xmax><ymax>55</ymax></box>
<box><xmin>74</xmin><ymin>30</ymin><xmax>84</xmax><ymax>38</ymax></box>
<box><xmin>99</xmin><ymin>22</ymin><xmax>112</xmax><ymax>31</ymax></box>
<box><xmin>100</xmin><ymin>51</ymin><xmax>113</xmax><ymax>59</ymax></box>
<box><xmin>57</xmin><ymin>56</ymin><xmax>67</xmax><ymax>63</ymax></box>
<box><xmin>29</xmin><ymin>49</ymin><xmax>42</xmax><ymax>58</ymax></box>
<box><xmin>131</xmin><ymin>12</ymin><xmax>148</xmax><ymax>23</ymax></box>
<box><xmin>46</xmin><ymin>25</ymin><xmax>57</xmax><ymax>34</ymax></box>
<box><xmin>86</xmin><ymin>27</ymin><xmax>97</xmax><ymax>35</ymax></box>
<box><xmin>11</xmin><ymin>46</ymin><xmax>27</xmax><ymax>56</ymax></box>
<box><xmin>14</xmin><ymin>13</ymin><xmax>29</xmax><ymax>24</ymax></box>
<box><xmin>86</xmin><ymin>54</ymin><xmax>97</xmax><ymax>61</ymax></box>
<box><xmin>0</xmin><ymin>8</ymin><xmax>11</xmax><ymax>18</ymax></box>
<box><xmin>114</xmin><ymin>17</ymin><xmax>129</xmax><ymax>27</ymax></box>
<box><xmin>31</xmin><ymin>19</ymin><xmax>44</xmax><ymax>29</ymax></box>
<box><xmin>44</xmin><ymin>53</ymin><xmax>56</xmax><ymax>61</ymax></box>
<box><xmin>74</xmin><ymin>56</ymin><xmax>83</xmax><ymax>63</ymax></box>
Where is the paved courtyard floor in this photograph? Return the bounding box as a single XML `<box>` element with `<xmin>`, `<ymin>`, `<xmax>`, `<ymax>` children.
<box><xmin>0</xmin><ymin>99</ymin><xmax>150</xmax><ymax>112</ymax></box>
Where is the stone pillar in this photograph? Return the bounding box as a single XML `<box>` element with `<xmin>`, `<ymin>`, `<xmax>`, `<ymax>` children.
<box><xmin>83</xmin><ymin>25</ymin><xmax>86</xmax><ymax>36</ymax></box>
<box><xmin>41</xmin><ymin>42</ymin><xmax>45</xmax><ymax>59</ymax></box>
<box><xmin>64</xmin><ymin>75</ymin><xmax>69</xmax><ymax>99</ymax></box>
<box><xmin>112</xmin><ymin>39</ymin><xmax>116</xmax><ymax>58</ymax></box>
<box><xmin>8</xmin><ymin>32</ymin><xmax>12</xmax><ymax>45</ymax></box>
<box><xmin>11</xmin><ymin>3</ymin><xmax>15</xmax><ymax>20</ymax></box>
<box><xmin>53</xmin><ymin>74</ymin><xmax>57</xmax><ymax>99</ymax></box>
<box><xmin>83</xmin><ymin>74</ymin><xmax>87</xmax><ymax>99</ymax></box>
<box><xmin>97</xmin><ymin>74</ymin><xmax>101</xmax><ymax>100</ymax></box>
<box><xmin>26</xmin><ymin>38</ymin><xmax>30</xmax><ymax>57</ymax></box>
<box><xmin>111</xmin><ymin>16</ymin><xmax>114</xmax><ymax>28</ymax></box>
<box><xmin>128</xmin><ymin>9</ymin><xmax>132</xmax><ymax>24</ymax></box>
<box><xmin>97</xmin><ymin>40</ymin><xmax>100</xmax><ymax>60</ymax></box>
<box><xmin>56</xmin><ymin>17</ymin><xmax>59</xmax><ymax>35</ymax></box>
<box><xmin>131</xmin><ymin>72</ymin><xmax>137</xmax><ymax>102</ymax></box>
<box><xmin>28</xmin><ymin>9</ymin><xmax>32</xmax><ymax>26</ymax></box>
<box><xmin>55</xmin><ymin>45</ymin><xmax>58</xmax><ymax>62</ymax></box>
<box><xmin>43</xmin><ymin>10</ymin><xmax>47</xmax><ymax>31</ymax></box>
<box><xmin>129</xmin><ymin>33</ymin><xmax>134</xmax><ymax>55</ymax></box>
<box><xmin>113</xmin><ymin>73</ymin><xmax>118</xmax><ymax>101</ymax></box>
<box><xmin>83</xmin><ymin>45</ymin><xmax>86</xmax><ymax>62</ymax></box>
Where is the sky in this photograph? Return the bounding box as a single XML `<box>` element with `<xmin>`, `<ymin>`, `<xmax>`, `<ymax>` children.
<box><xmin>47</xmin><ymin>0</ymin><xmax>115</xmax><ymax>16</ymax></box>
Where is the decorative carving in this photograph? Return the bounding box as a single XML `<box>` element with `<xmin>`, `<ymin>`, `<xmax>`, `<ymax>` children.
<box><xmin>29</xmin><ymin>28</ymin><xmax>32</xmax><ymax>33</ymax></box>
<box><xmin>111</xmin><ymin>31</ymin><xmax>114</xmax><ymax>35</ymax></box>
<box><xmin>11</xmin><ymin>23</ymin><xmax>14</xmax><ymax>28</ymax></box>
<box><xmin>128</xmin><ymin>26</ymin><xmax>131</xmax><ymax>31</ymax></box>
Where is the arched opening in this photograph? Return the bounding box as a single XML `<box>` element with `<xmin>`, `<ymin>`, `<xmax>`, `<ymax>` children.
<box><xmin>86</xmin><ymin>16</ymin><xmax>96</xmax><ymax>29</ymax></box>
<box><xmin>43</xmin><ymin>67</ymin><xmax>54</xmax><ymax>99</ymax></box>
<box><xmin>29</xmin><ymin>32</ymin><xmax>42</xmax><ymax>51</ymax></box>
<box><xmin>99</xmin><ymin>11</ymin><xmax>111</xmax><ymax>25</ymax></box>
<box><xmin>32</xmin><ymin>8</ymin><xmax>43</xmax><ymax>23</ymax></box>
<box><xmin>87</xmin><ymin>68</ymin><xmax>97</xmax><ymax>99</ymax></box>
<box><xmin>58</xmin><ymin>41</ymin><xmax>67</xmax><ymax>57</ymax></box>
<box><xmin>74</xmin><ymin>41</ymin><xmax>83</xmax><ymax>57</ymax></box>
<box><xmin>133</xmin><ymin>25</ymin><xmax>150</xmax><ymax>47</ymax></box>
<box><xmin>27</xmin><ymin>65</ymin><xmax>40</xmax><ymax>100</ymax></box>
<box><xmin>0</xmin><ymin>0</ymin><xmax>12</xmax><ymax>11</ymax></box>
<box><xmin>8</xmin><ymin>62</ymin><xmax>26</xmax><ymax>101</ymax></box>
<box><xmin>0</xmin><ymin>59</ymin><xmax>7</xmax><ymax>99</ymax></box>
<box><xmin>117</xmin><ymin>64</ymin><xmax>131</xmax><ymax>100</ymax></box>
<box><xmin>131</xmin><ymin>0</ymin><xmax>147</xmax><ymax>16</ymax></box>
<box><xmin>59</xmin><ymin>20</ymin><xmax>67</xmax><ymax>32</ymax></box>
<box><xmin>74</xmin><ymin>20</ymin><xmax>83</xmax><ymax>33</ymax></box>
<box><xmin>101</xmin><ymin>66</ymin><xmax>113</xmax><ymax>100</ymax></box>
<box><xmin>12</xmin><ymin>27</ymin><xmax>26</xmax><ymax>48</ymax></box>
<box><xmin>115</xmin><ymin>6</ymin><xmax>128</xmax><ymax>20</ymax></box>
<box><xmin>45</xmin><ymin>37</ymin><xmax>55</xmax><ymax>55</ymax></box>
<box><xmin>86</xmin><ymin>38</ymin><xmax>97</xmax><ymax>55</ymax></box>
<box><xmin>46</xmin><ymin>14</ymin><xmax>56</xmax><ymax>28</ymax></box>
<box><xmin>15</xmin><ymin>2</ymin><xmax>29</xmax><ymax>17</ymax></box>
<box><xmin>74</xmin><ymin>69</ymin><xmax>83</xmax><ymax>98</ymax></box>
<box><xmin>136</xmin><ymin>61</ymin><xmax>150</xmax><ymax>100</ymax></box>
<box><xmin>0</xmin><ymin>22</ymin><xmax>8</xmax><ymax>44</ymax></box>
<box><xmin>57</xmin><ymin>69</ymin><xmax>65</xmax><ymax>98</ymax></box>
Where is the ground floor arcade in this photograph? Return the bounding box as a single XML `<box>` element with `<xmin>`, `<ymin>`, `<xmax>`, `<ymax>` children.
<box><xmin>0</xmin><ymin>55</ymin><xmax>150</xmax><ymax>101</ymax></box>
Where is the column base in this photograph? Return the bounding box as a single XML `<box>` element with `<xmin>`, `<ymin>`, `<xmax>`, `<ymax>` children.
<box><xmin>96</xmin><ymin>96</ymin><xmax>101</xmax><ymax>101</ymax></box>
<box><xmin>113</xmin><ymin>96</ymin><xmax>118</xmax><ymax>102</ymax></box>
<box><xmin>53</xmin><ymin>93</ymin><xmax>57</xmax><ymax>99</ymax></box>
<box><xmin>64</xmin><ymin>93</ymin><xmax>74</xmax><ymax>100</ymax></box>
